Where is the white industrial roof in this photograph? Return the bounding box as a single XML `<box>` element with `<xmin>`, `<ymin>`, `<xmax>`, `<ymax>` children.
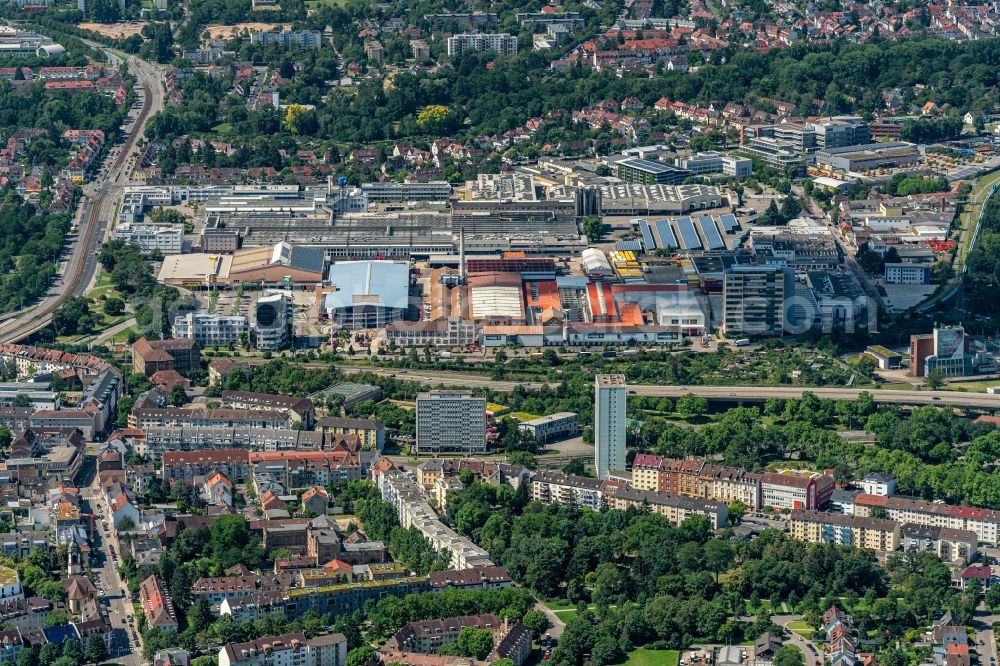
<box><xmin>470</xmin><ymin>285</ymin><xmax>523</xmax><ymax>320</ymax></box>
<box><xmin>325</xmin><ymin>260</ymin><xmax>409</xmax><ymax>312</ymax></box>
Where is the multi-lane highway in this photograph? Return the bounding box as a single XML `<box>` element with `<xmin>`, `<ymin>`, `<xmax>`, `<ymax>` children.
<box><xmin>240</xmin><ymin>361</ymin><xmax>1000</xmax><ymax>410</ymax></box>
<box><xmin>0</xmin><ymin>49</ymin><xmax>166</xmax><ymax>343</ymax></box>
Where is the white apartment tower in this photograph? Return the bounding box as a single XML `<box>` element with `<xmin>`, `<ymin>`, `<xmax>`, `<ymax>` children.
<box><xmin>594</xmin><ymin>374</ymin><xmax>626</xmax><ymax>480</ymax></box>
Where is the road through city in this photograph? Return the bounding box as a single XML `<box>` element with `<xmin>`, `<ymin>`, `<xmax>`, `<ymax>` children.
<box><xmin>0</xmin><ymin>48</ymin><xmax>166</xmax><ymax>343</ymax></box>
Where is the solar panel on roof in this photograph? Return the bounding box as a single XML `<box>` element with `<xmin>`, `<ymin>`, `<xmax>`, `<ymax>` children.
<box><xmin>676</xmin><ymin>217</ymin><xmax>701</xmax><ymax>250</ymax></box>
<box><xmin>654</xmin><ymin>220</ymin><xmax>677</xmax><ymax>250</ymax></box>
<box><xmin>720</xmin><ymin>213</ymin><xmax>739</xmax><ymax>232</ymax></box>
<box><xmin>616</xmin><ymin>240</ymin><xmax>643</xmax><ymax>252</ymax></box>
<box><xmin>639</xmin><ymin>220</ymin><xmax>656</xmax><ymax>251</ymax></box>
<box><xmin>699</xmin><ymin>215</ymin><xmax>725</xmax><ymax>250</ymax></box>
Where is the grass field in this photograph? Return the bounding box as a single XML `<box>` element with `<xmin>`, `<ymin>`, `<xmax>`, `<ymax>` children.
<box><xmin>745</xmin><ymin>599</ymin><xmax>773</xmax><ymax>615</ymax></box>
<box><xmin>787</xmin><ymin>621</ymin><xmax>813</xmax><ymax>637</ymax></box>
<box><xmin>941</xmin><ymin>379</ymin><xmax>998</xmax><ymax>393</ymax></box>
<box><xmin>623</xmin><ymin>649</ymin><xmax>680</xmax><ymax>666</ymax></box>
<box><xmin>553</xmin><ymin>609</ymin><xmax>579</xmax><ymax>622</ymax></box>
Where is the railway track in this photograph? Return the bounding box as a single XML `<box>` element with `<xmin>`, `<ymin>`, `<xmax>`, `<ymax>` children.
<box><xmin>0</xmin><ymin>77</ymin><xmax>156</xmax><ymax>343</ymax></box>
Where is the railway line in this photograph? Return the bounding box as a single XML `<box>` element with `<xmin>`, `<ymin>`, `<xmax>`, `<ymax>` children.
<box><xmin>0</xmin><ymin>58</ymin><xmax>160</xmax><ymax>343</ymax></box>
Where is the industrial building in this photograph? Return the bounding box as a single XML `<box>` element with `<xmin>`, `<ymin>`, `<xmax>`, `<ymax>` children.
<box><xmin>885</xmin><ymin>263</ymin><xmax>931</xmax><ymax>284</ymax></box>
<box><xmin>815</xmin><ymin>141</ymin><xmax>921</xmax><ymax>173</ymax></box>
<box><xmin>157</xmin><ymin>242</ymin><xmax>326</xmax><ymax>289</ymax></box>
<box><xmin>614</xmin><ymin>157</ymin><xmax>691</xmax><ymax>185</ymax></box>
<box><xmin>677</xmin><ymin>152</ymin><xmax>753</xmax><ymax>178</ymax></box>
<box><xmin>325</xmin><ymin>261</ymin><xmax>410</xmax><ymax>330</ymax></box>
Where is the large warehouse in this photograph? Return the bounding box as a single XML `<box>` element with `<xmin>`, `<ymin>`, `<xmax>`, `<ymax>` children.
<box><xmin>325</xmin><ymin>260</ymin><xmax>411</xmax><ymax>330</ymax></box>
<box><xmin>157</xmin><ymin>242</ymin><xmax>326</xmax><ymax>288</ymax></box>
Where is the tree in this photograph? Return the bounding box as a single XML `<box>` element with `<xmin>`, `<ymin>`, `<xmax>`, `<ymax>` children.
<box><xmin>506</xmin><ymin>451</ymin><xmax>537</xmax><ymax>469</ymax></box>
<box><xmin>52</xmin><ymin>296</ymin><xmax>94</xmax><ymax>337</ymax></box>
<box><xmin>728</xmin><ymin>500</ymin><xmax>746</xmax><ymax>525</ymax></box>
<box><xmin>283</xmin><ymin>104</ymin><xmax>317</xmax><ymax>135</ymax></box>
<box><xmin>521</xmin><ymin>609</ymin><xmax>548</xmax><ymax>635</ymax></box>
<box><xmin>780</xmin><ymin>195</ymin><xmax>802</xmax><ymax>221</ymax></box>
<box><xmin>103</xmin><ymin>297</ymin><xmax>125</xmax><ymax>316</ymax></box>
<box><xmin>985</xmin><ymin>584</ymin><xmax>1000</xmax><ymax>610</ymax></box>
<box><xmin>677</xmin><ymin>393</ymin><xmax>709</xmax><ymax>417</ymax></box>
<box><xmin>455</xmin><ymin>627</ymin><xmax>493</xmax><ymax>660</ymax></box>
<box><xmin>562</xmin><ymin>459</ymin><xmax>586</xmax><ymax>476</ymax></box>
<box><xmin>11</xmin><ymin>394</ymin><xmax>32</xmax><ymax>408</ymax></box>
<box><xmin>346</xmin><ymin>646</ymin><xmax>378</xmax><ymax>666</ymax></box>
<box><xmin>84</xmin><ymin>632</ymin><xmax>107</xmax><ymax>664</ymax></box>
<box><xmin>583</xmin><ymin>215</ymin><xmax>605</xmax><ymax>242</ymax></box>
<box><xmin>855</xmin><ymin>242</ymin><xmax>883</xmax><ymax>274</ymax></box>
<box><xmin>760</xmin><ymin>200</ymin><xmax>784</xmax><ymax>226</ymax></box>
<box><xmin>187</xmin><ymin>598</ymin><xmax>212</xmax><ymax>632</ymax></box>
<box><xmin>61</xmin><ymin>639</ymin><xmax>83</xmax><ymax>664</ymax></box>
<box><xmin>926</xmin><ymin>369</ymin><xmax>945</xmax><ymax>390</ymax></box>
<box><xmin>416</xmin><ymin>105</ymin><xmax>455</xmax><ymax>134</ymax></box>
<box><xmin>878</xmin><ymin>649</ymin><xmax>908</xmax><ymax>666</ymax></box>
<box><xmin>45</xmin><ymin>610</ymin><xmax>73</xmax><ymax>627</ymax></box>
<box><xmin>39</xmin><ymin>644</ymin><xmax>59</xmax><ymax>666</ymax></box>
<box><xmin>168</xmin><ymin>384</ymin><xmax>188</xmax><ymax>407</ymax></box>
<box><xmin>773</xmin><ymin>646</ymin><xmax>805</xmax><ymax>666</ymax></box>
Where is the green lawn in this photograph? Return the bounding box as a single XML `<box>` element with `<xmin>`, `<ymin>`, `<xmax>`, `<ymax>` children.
<box><xmin>623</xmin><ymin>649</ymin><xmax>680</xmax><ymax>666</ymax></box>
<box><xmin>542</xmin><ymin>600</ymin><xmax>581</xmax><ymax>612</ymax></box>
<box><xmin>553</xmin><ymin>609</ymin><xmax>579</xmax><ymax>622</ymax></box>
<box><xmin>941</xmin><ymin>380</ymin><xmax>998</xmax><ymax>393</ymax></box>
<box><xmin>211</xmin><ymin>122</ymin><xmax>235</xmax><ymax>134</ymax></box>
<box><xmin>787</xmin><ymin>621</ymin><xmax>813</xmax><ymax>636</ymax></box>
<box><xmin>746</xmin><ymin>599</ymin><xmax>773</xmax><ymax>615</ymax></box>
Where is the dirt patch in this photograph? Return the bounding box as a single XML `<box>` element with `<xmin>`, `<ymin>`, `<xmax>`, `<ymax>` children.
<box><xmin>202</xmin><ymin>23</ymin><xmax>292</xmax><ymax>40</ymax></box>
<box><xmin>79</xmin><ymin>22</ymin><xmax>147</xmax><ymax>39</ymax></box>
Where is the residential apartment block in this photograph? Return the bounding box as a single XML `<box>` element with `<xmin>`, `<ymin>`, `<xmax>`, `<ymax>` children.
<box><xmin>172</xmin><ymin>314</ymin><xmax>249</xmax><ymax>347</ymax></box>
<box><xmin>760</xmin><ymin>472</ymin><xmax>835</xmax><ymax>510</ymax></box>
<box><xmin>316</xmin><ymin>417</ymin><xmax>384</xmax><ymax>451</ymax></box>
<box><xmin>606</xmin><ymin>487</ymin><xmax>729</xmax><ymax>529</ymax></box>
<box><xmin>218</xmin><ymin>632</ymin><xmax>347</xmax><ymax>666</ymax></box>
<box><xmin>139</xmin><ymin>575</ymin><xmax>178</xmax><ymax>632</ymax></box>
<box><xmin>853</xmin><ymin>493</ymin><xmax>1000</xmax><ymax>546</ymax></box>
<box><xmin>130</xmin><ymin>408</ymin><xmax>289</xmax><ymax>430</ymax></box>
<box><xmin>530</xmin><ymin>470</ymin><xmax>607</xmax><ymax>511</ymax></box>
<box><xmin>376</xmin><ymin>468</ymin><xmax>493</xmax><ymax>570</ymax></box>
<box><xmin>633</xmin><ymin>456</ymin><xmax>762</xmax><ymax>509</ymax></box>
<box><xmin>415</xmin><ymin>392</ymin><xmax>486</xmax><ymax>455</ymax></box>
<box><xmin>446</xmin><ymin>33</ymin><xmax>517</xmax><ymax>56</ymax></box>
<box><xmin>723</xmin><ymin>265</ymin><xmax>793</xmax><ymax>337</ymax></box>
<box><xmin>221</xmin><ymin>391</ymin><xmax>315</xmax><ymax>428</ymax></box>
<box><xmin>789</xmin><ymin>510</ymin><xmax>900</xmax><ymax>553</ymax></box>
<box><xmin>901</xmin><ymin>524</ymin><xmax>977</xmax><ymax>564</ymax></box>
<box><xmin>113</xmin><ymin>223</ymin><xmax>183</xmax><ymax>254</ymax></box>
<box><xmin>594</xmin><ymin>375</ymin><xmax>626</xmax><ymax>480</ymax></box>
